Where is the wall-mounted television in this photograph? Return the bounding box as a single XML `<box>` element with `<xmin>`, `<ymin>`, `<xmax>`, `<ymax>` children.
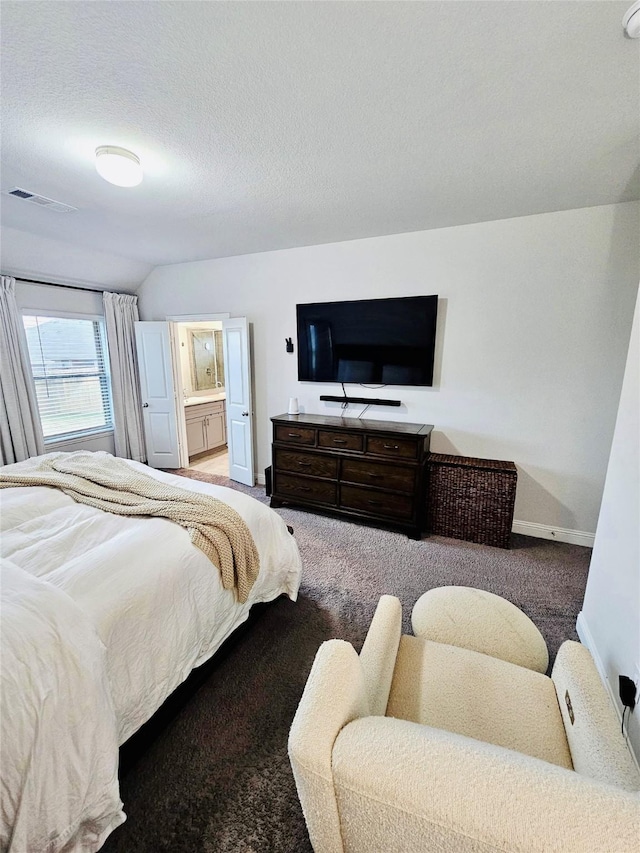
<box><xmin>296</xmin><ymin>295</ymin><xmax>438</xmax><ymax>387</ymax></box>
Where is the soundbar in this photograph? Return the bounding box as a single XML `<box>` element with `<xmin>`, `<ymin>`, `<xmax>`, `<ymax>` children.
<box><xmin>319</xmin><ymin>395</ymin><xmax>401</xmax><ymax>407</ymax></box>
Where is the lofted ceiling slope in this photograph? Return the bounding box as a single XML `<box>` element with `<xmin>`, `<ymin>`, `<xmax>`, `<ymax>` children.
<box><xmin>1</xmin><ymin>1</ymin><xmax>638</xmax><ymax>273</ymax></box>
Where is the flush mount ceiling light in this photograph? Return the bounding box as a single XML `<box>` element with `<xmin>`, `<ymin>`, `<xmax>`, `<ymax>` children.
<box><xmin>623</xmin><ymin>1</ymin><xmax>640</xmax><ymax>37</ymax></box>
<box><xmin>95</xmin><ymin>146</ymin><xmax>143</xmax><ymax>187</ymax></box>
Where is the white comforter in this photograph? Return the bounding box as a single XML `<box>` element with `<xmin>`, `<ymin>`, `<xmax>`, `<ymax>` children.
<box><xmin>0</xmin><ymin>458</ymin><xmax>302</xmax><ymax>853</ymax></box>
<box><xmin>1</xmin><ymin>560</ymin><xmax>125</xmax><ymax>853</ymax></box>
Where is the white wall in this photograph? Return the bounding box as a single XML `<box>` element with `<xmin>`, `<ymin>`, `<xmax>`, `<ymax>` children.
<box><xmin>578</xmin><ymin>285</ymin><xmax>640</xmax><ymax>762</ymax></box>
<box><xmin>2</xmin><ymin>226</ymin><xmax>151</xmax><ymax>292</ymax></box>
<box><xmin>14</xmin><ymin>279</ymin><xmax>115</xmax><ymax>454</ymax></box>
<box><xmin>138</xmin><ymin>202</ymin><xmax>639</xmax><ymax>537</ymax></box>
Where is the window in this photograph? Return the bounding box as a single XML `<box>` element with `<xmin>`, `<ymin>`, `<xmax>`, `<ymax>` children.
<box><xmin>22</xmin><ymin>314</ymin><xmax>113</xmax><ymax>442</ymax></box>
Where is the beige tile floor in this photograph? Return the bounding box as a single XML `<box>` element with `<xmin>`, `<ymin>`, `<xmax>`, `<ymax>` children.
<box><xmin>188</xmin><ymin>447</ymin><xmax>229</xmax><ymax>477</ymax></box>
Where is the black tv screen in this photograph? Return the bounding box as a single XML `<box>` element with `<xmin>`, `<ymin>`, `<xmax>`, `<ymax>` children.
<box><xmin>297</xmin><ymin>295</ymin><xmax>438</xmax><ymax>386</ymax></box>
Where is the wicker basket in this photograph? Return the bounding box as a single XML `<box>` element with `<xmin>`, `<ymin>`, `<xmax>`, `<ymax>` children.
<box><xmin>427</xmin><ymin>453</ymin><xmax>517</xmax><ymax>549</ymax></box>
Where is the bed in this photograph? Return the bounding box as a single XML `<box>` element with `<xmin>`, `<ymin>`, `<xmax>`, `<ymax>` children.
<box><xmin>0</xmin><ymin>455</ymin><xmax>302</xmax><ymax>853</ymax></box>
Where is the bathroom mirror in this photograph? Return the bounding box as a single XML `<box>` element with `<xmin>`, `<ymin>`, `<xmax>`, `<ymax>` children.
<box><xmin>189</xmin><ymin>329</ymin><xmax>225</xmax><ymax>391</ymax></box>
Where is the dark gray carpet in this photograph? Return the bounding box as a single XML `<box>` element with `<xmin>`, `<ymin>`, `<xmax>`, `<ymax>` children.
<box><xmin>102</xmin><ymin>470</ymin><xmax>591</xmax><ymax>853</ymax></box>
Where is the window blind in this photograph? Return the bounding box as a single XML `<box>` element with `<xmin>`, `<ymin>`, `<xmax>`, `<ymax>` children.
<box><xmin>22</xmin><ymin>315</ymin><xmax>114</xmax><ymax>441</ymax></box>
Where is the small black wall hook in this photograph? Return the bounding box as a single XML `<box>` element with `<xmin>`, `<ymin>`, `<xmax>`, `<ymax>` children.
<box><xmin>285</xmin><ymin>337</ymin><xmax>294</xmax><ymax>353</ymax></box>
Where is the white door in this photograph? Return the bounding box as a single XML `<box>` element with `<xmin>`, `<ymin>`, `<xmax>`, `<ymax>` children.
<box><xmin>134</xmin><ymin>321</ymin><xmax>182</xmax><ymax>468</ymax></box>
<box><xmin>223</xmin><ymin>317</ymin><xmax>255</xmax><ymax>486</ymax></box>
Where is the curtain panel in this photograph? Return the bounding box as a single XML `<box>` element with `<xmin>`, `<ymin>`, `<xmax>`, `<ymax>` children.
<box><xmin>0</xmin><ymin>276</ymin><xmax>45</xmax><ymax>465</ymax></box>
<box><xmin>103</xmin><ymin>292</ymin><xmax>146</xmax><ymax>463</ymax></box>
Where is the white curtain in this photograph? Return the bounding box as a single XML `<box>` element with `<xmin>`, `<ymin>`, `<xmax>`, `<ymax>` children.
<box><xmin>103</xmin><ymin>291</ymin><xmax>146</xmax><ymax>462</ymax></box>
<box><xmin>0</xmin><ymin>276</ymin><xmax>45</xmax><ymax>466</ymax></box>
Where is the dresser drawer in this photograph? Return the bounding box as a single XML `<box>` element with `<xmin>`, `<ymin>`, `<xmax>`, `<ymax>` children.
<box><xmin>275</xmin><ymin>473</ymin><xmax>337</xmax><ymax>505</ymax></box>
<box><xmin>341</xmin><ymin>459</ymin><xmax>416</xmax><ymax>494</ymax></box>
<box><xmin>275</xmin><ymin>449</ymin><xmax>338</xmax><ymax>480</ymax></box>
<box><xmin>340</xmin><ymin>485</ymin><xmax>414</xmax><ymax>519</ymax></box>
<box><xmin>275</xmin><ymin>425</ymin><xmax>316</xmax><ymax>446</ymax></box>
<box><xmin>318</xmin><ymin>430</ymin><xmax>363</xmax><ymax>452</ymax></box>
<box><xmin>366</xmin><ymin>435</ymin><xmax>419</xmax><ymax>460</ymax></box>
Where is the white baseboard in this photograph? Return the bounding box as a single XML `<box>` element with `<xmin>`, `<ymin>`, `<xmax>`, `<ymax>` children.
<box><xmin>512</xmin><ymin>520</ymin><xmax>594</xmax><ymax>548</ymax></box>
<box><xmin>576</xmin><ymin>612</ymin><xmax>640</xmax><ymax>771</ymax></box>
<box><xmin>255</xmin><ymin>473</ymin><xmax>266</xmax><ymax>486</ymax></box>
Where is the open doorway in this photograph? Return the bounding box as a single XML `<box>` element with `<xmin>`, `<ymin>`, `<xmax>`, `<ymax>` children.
<box><xmin>176</xmin><ymin>321</ymin><xmax>229</xmax><ymax>477</ymax></box>
<box><xmin>136</xmin><ymin>316</ymin><xmax>255</xmax><ymax>485</ymax></box>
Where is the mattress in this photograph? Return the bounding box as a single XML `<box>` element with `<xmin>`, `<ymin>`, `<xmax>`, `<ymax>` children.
<box><xmin>0</xmin><ymin>457</ymin><xmax>303</xmax><ymax>853</ymax></box>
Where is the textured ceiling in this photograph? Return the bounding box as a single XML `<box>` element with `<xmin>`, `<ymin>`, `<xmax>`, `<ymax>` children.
<box><xmin>1</xmin><ymin>1</ymin><xmax>638</xmax><ymax>273</ymax></box>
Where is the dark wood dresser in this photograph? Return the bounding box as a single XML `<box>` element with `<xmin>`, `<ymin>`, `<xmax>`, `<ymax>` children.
<box><xmin>270</xmin><ymin>413</ymin><xmax>433</xmax><ymax>538</ymax></box>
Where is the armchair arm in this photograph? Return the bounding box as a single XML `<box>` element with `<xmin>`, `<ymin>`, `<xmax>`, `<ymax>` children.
<box><xmin>358</xmin><ymin>595</ymin><xmax>402</xmax><ymax>715</ymax></box>
<box><xmin>332</xmin><ymin>717</ymin><xmax>639</xmax><ymax>853</ymax></box>
<box><xmin>552</xmin><ymin>641</ymin><xmax>640</xmax><ymax>790</ymax></box>
<box><xmin>288</xmin><ymin>640</ymin><xmax>369</xmax><ymax>853</ymax></box>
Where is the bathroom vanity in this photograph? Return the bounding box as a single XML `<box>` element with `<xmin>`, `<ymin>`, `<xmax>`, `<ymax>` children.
<box><xmin>184</xmin><ymin>395</ymin><xmax>226</xmax><ymax>458</ymax></box>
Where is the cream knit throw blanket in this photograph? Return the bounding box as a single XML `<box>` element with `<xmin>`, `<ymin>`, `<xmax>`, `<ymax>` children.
<box><xmin>0</xmin><ymin>452</ymin><xmax>260</xmax><ymax>603</ymax></box>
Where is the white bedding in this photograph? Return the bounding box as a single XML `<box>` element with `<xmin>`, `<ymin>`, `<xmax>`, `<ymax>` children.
<box><xmin>0</xmin><ymin>457</ymin><xmax>303</xmax><ymax>852</ymax></box>
<box><xmin>1</xmin><ymin>559</ymin><xmax>125</xmax><ymax>853</ymax></box>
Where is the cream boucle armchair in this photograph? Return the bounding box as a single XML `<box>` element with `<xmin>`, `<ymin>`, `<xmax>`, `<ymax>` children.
<box><xmin>289</xmin><ymin>596</ymin><xmax>639</xmax><ymax>853</ymax></box>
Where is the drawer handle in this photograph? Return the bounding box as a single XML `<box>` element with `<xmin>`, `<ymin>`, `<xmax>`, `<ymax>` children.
<box><xmin>368</xmin><ymin>472</ymin><xmax>382</xmax><ymax>479</ymax></box>
<box><xmin>367</xmin><ymin>499</ymin><xmax>381</xmax><ymax>506</ymax></box>
<box><xmin>298</xmin><ymin>486</ymin><xmax>312</xmax><ymax>492</ymax></box>
<box><xmin>383</xmin><ymin>444</ymin><xmax>400</xmax><ymax>450</ymax></box>
<box><xmin>332</xmin><ymin>438</ymin><xmax>347</xmax><ymax>444</ymax></box>
<box><xmin>297</xmin><ymin>461</ymin><xmax>311</xmax><ymax>467</ymax></box>
<box><xmin>288</xmin><ymin>432</ymin><xmax>302</xmax><ymax>438</ymax></box>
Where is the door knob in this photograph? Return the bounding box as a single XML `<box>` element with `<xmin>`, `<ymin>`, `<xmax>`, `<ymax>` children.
<box><xmin>242</xmin><ymin>411</ymin><xmax>249</xmax><ymax>417</ymax></box>
<box><xmin>142</xmin><ymin>403</ymin><xmax>149</xmax><ymax>408</ymax></box>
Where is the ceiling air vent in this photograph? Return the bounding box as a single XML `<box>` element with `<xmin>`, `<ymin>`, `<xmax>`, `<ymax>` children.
<box><xmin>4</xmin><ymin>187</ymin><xmax>78</xmax><ymax>213</ymax></box>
